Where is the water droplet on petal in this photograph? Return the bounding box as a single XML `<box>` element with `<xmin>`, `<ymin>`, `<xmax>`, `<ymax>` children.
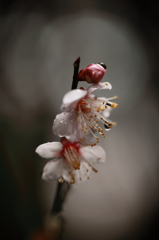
<box><xmin>60</xmin><ymin>119</ymin><xmax>64</xmax><ymax>124</ymax></box>
<box><xmin>104</xmin><ymin>122</ymin><xmax>112</xmax><ymax>131</ymax></box>
<box><xmin>59</xmin><ymin>176</ymin><xmax>64</xmax><ymax>183</ymax></box>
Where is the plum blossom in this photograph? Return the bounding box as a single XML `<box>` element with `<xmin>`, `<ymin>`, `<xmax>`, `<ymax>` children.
<box><xmin>53</xmin><ymin>82</ymin><xmax>118</xmax><ymax>146</ymax></box>
<box><xmin>78</xmin><ymin>63</ymin><xmax>107</xmax><ymax>84</ymax></box>
<box><xmin>35</xmin><ymin>135</ymin><xmax>106</xmax><ymax>184</ymax></box>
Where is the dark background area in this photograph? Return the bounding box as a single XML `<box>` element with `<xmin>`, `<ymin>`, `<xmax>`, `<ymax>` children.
<box><xmin>0</xmin><ymin>1</ymin><xmax>159</xmax><ymax>240</ymax></box>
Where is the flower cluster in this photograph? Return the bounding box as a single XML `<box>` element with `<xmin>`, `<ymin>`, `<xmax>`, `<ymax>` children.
<box><xmin>35</xmin><ymin>62</ymin><xmax>118</xmax><ymax>184</ymax></box>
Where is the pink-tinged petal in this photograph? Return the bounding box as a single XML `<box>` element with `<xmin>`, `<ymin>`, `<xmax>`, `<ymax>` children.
<box><xmin>80</xmin><ymin>145</ymin><xmax>106</xmax><ymax>163</ymax></box>
<box><xmin>78</xmin><ymin>64</ymin><xmax>106</xmax><ymax>84</ymax></box>
<box><xmin>87</xmin><ymin>63</ymin><xmax>106</xmax><ymax>73</ymax></box>
<box><xmin>61</xmin><ymin>89</ymin><xmax>87</xmax><ymax>111</ymax></box>
<box><xmin>87</xmin><ymin>82</ymin><xmax>112</xmax><ymax>95</ymax></box>
<box><xmin>35</xmin><ymin>142</ymin><xmax>62</xmax><ymax>159</ymax></box>
<box><xmin>42</xmin><ymin>159</ymin><xmax>63</xmax><ymax>181</ymax></box>
<box><xmin>53</xmin><ymin>112</ymin><xmax>76</xmax><ymax>137</ymax></box>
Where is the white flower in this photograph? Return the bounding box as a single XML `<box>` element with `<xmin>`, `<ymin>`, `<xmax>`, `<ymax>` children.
<box><xmin>35</xmin><ymin>135</ymin><xmax>106</xmax><ymax>184</ymax></box>
<box><xmin>53</xmin><ymin>82</ymin><xmax>118</xmax><ymax>146</ymax></box>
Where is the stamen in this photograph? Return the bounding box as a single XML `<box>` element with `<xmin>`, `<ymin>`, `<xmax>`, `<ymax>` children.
<box><xmin>77</xmin><ymin>95</ymin><xmax>117</xmax><ymax>145</ymax></box>
<box><xmin>78</xmin><ymin>170</ymin><xmax>82</xmax><ymax>181</ymax></box>
<box><xmin>106</xmin><ymin>102</ymin><xmax>111</xmax><ymax>107</ymax></box>
<box><xmin>82</xmin><ymin>157</ymin><xmax>98</xmax><ymax>174</ymax></box>
<box><xmin>111</xmin><ymin>103</ymin><xmax>118</xmax><ymax>108</ymax></box>
<box><xmin>106</xmin><ymin>101</ymin><xmax>118</xmax><ymax>108</ymax></box>
<box><xmin>68</xmin><ymin>167</ymin><xmax>75</xmax><ymax>184</ymax></box>
<box><xmin>92</xmin><ymin>167</ymin><xmax>98</xmax><ymax>173</ymax></box>
<box><xmin>63</xmin><ymin>146</ymin><xmax>80</xmax><ymax>170</ymax></box>
<box><xmin>107</xmin><ymin>96</ymin><xmax>118</xmax><ymax>100</ymax></box>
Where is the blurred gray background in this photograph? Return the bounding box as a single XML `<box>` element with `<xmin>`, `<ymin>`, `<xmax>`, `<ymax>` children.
<box><xmin>0</xmin><ymin>0</ymin><xmax>159</xmax><ymax>239</ymax></box>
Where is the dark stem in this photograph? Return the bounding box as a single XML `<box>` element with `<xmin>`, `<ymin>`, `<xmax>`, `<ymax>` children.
<box><xmin>50</xmin><ymin>57</ymin><xmax>81</xmax><ymax>216</ymax></box>
<box><xmin>71</xmin><ymin>57</ymin><xmax>81</xmax><ymax>90</ymax></box>
<box><xmin>51</xmin><ymin>181</ymin><xmax>71</xmax><ymax>214</ymax></box>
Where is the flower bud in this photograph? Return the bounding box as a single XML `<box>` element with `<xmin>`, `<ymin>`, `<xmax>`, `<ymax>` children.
<box><xmin>78</xmin><ymin>63</ymin><xmax>107</xmax><ymax>84</ymax></box>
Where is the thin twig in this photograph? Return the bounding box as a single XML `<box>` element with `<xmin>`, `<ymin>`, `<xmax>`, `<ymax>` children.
<box><xmin>50</xmin><ymin>181</ymin><xmax>71</xmax><ymax>214</ymax></box>
<box><xmin>50</xmin><ymin>57</ymin><xmax>81</xmax><ymax>215</ymax></box>
<box><xmin>71</xmin><ymin>57</ymin><xmax>81</xmax><ymax>90</ymax></box>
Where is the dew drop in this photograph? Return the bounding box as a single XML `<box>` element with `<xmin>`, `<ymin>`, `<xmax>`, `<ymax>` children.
<box><xmin>98</xmin><ymin>62</ymin><xmax>107</xmax><ymax>70</ymax></box>
<box><xmin>69</xmin><ymin>119</ymin><xmax>74</xmax><ymax>123</ymax></box>
<box><xmin>104</xmin><ymin>122</ymin><xmax>112</xmax><ymax>131</ymax></box>
<box><xmin>60</xmin><ymin>119</ymin><xmax>64</xmax><ymax>124</ymax></box>
<box><xmin>59</xmin><ymin>176</ymin><xmax>64</xmax><ymax>183</ymax></box>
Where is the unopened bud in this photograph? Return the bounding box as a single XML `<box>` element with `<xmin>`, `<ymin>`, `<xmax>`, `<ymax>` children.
<box><xmin>78</xmin><ymin>63</ymin><xmax>107</xmax><ymax>84</ymax></box>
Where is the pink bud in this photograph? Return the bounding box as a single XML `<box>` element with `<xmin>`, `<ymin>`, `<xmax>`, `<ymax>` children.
<box><xmin>78</xmin><ymin>63</ymin><xmax>107</xmax><ymax>84</ymax></box>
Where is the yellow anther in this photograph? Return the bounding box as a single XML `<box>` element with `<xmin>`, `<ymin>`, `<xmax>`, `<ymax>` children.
<box><xmin>111</xmin><ymin>103</ymin><xmax>118</xmax><ymax>108</ymax></box>
<box><xmin>100</xmin><ymin>107</ymin><xmax>105</xmax><ymax>111</ymax></box>
<box><xmin>113</xmin><ymin>95</ymin><xmax>118</xmax><ymax>99</ymax></box>
<box><xmin>92</xmin><ymin>168</ymin><xmax>98</xmax><ymax>173</ymax></box>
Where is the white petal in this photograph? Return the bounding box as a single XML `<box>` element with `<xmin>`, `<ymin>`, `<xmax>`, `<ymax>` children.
<box><xmin>65</xmin><ymin>134</ymin><xmax>78</xmax><ymax>143</ymax></box>
<box><xmin>87</xmin><ymin>82</ymin><xmax>112</xmax><ymax>95</ymax></box>
<box><xmin>35</xmin><ymin>142</ymin><xmax>62</xmax><ymax>159</ymax></box>
<box><xmin>77</xmin><ymin>161</ymin><xmax>92</xmax><ymax>181</ymax></box>
<box><xmin>62</xmin><ymin>161</ymin><xmax>91</xmax><ymax>183</ymax></box>
<box><xmin>42</xmin><ymin>159</ymin><xmax>63</xmax><ymax>181</ymax></box>
<box><xmin>61</xmin><ymin>89</ymin><xmax>87</xmax><ymax>111</ymax></box>
<box><xmin>80</xmin><ymin>145</ymin><xmax>106</xmax><ymax>163</ymax></box>
<box><xmin>53</xmin><ymin>112</ymin><xmax>76</xmax><ymax>137</ymax></box>
<box><xmin>75</xmin><ymin>127</ymin><xmax>95</xmax><ymax>144</ymax></box>
<box><xmin>98</xmin><ymin>82</ymin><xmax>112</xmax><ymax>90</ymax></box>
